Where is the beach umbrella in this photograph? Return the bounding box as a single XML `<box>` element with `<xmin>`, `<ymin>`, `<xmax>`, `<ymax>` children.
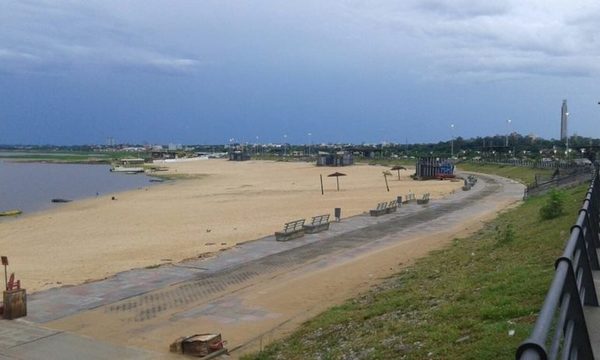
<box><xmin>391</xmin><ymin>165</ymin><xmax>407</xmax><ymax>180</ymax></box>
<box><xmin>328</xmin><ymin>172</ymin><xmax>346</xmax><ymax>191</ymax></box>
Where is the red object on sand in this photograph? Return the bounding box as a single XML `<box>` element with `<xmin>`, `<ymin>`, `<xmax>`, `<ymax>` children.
<box><xmin>7</xmin><ymin>273</ymin><xmax>20</xmax><ymax>290</ymax></box>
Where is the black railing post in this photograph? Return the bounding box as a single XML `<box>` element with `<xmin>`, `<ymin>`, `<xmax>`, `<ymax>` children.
<box><xmin>579</xmin><ymin>208</ymin><xmax>600</xmax><ymax>270</ymax></box>
<box><xmin>563</xmin><ymin>261</ymin><xmax>595</xmax><ymax>359</ymax></box>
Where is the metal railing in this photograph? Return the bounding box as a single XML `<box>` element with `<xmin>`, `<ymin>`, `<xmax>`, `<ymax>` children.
<box><xmin>469</xmin><ymin>159</ymin><xmax>583</xmax><ymax>169</ymax></box>
<box><xmin>524</xmin><ymin>168</ymin><xmax>593</xmax><ymax>199</ymax></box>
<box><xmin>516</xmin><ymin>167</ymin><xmax>600</xmax><ymax>359</ymax></box>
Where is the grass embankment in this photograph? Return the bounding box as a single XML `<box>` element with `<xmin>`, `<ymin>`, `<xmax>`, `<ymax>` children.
<box><xmin>244</xmin><ymin>170</ymin><xmax>584</xmax><ymax>359</ymax></box>
<box><xmin>358</xmin><ymin>158</ymin><xmax>416</xmax><ymax>167</ymax></box>
<box><xmin>0</xmin><ymin>150</ymin><xmax>156</xmax><ymax>164</ymax></box>
<box><xmin>0</xmin><ymin>151</ymin><xmax>123</xmax><ymax>164</ymax></box>
<box><xmin>457</xmin><ymin>162</ymin><xmax>553</xmax><ymax>187</ymax></box>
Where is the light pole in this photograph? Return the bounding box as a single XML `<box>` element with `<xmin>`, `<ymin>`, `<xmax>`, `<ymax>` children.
<box><xmin>565</xmin><ymin>112</ymin><xmax>569</xmax><ymax>159</ymax></box>
<box><xmin>506</xmin><ymin>119</ymin><xmax>511</xmax><ymax>148</ymax></box>
<box><xmin>283</xmin><ymin>134</ymin><xmax>287</xmax><ymax>156</ymax></box>
<box><xmin>450</xmin><ymin>124</ymin><xmax>455</xmax><ymax>158</ymax></box>
<box><xmin>308</xmin><ymin>132</ymin><xmax>312</xmax><ymax>157</ymax></box>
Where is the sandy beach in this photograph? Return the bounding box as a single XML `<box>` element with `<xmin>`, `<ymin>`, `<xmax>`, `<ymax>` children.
<box><xmin>0</xmin><ymin>160</ymin><xmax>462</xmax><ymax>292</ymax></box>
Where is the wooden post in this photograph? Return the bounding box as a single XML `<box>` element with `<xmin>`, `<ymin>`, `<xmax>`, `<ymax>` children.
<box><xmin>336</xmin><ymin>177</ymin><xmax>340</xmax><ymax>191</ymax></box>
<box><xmin>320</xmin><ymin>174</ymin><xmax>324</xmax><ymax>195</ymax></box>
<box><xmin>384</xmin><ymin>174</ymin><xmax>390</xmax><ymax>192</ymax></box>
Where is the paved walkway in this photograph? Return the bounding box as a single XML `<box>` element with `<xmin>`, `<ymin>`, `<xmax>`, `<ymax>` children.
<box><xmin>0</xmin><ymin>320</ymin><xmax>165</xmax><ymax>359</ymax></box>
<box><xmin>1</xmin><ymin>173</ymin><xmax>524</xmax><ymax>359</ymax></box>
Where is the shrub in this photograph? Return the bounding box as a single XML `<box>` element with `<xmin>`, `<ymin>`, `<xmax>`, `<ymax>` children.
<box><xmin>539</xmin><ymin>189</ymin><xmax>566</xmax><ymax>220</ymax></box>
<box><xmin>495</xmin><ymin>223</ymin><xmax>516</xmax><ymax>245</ymax></box>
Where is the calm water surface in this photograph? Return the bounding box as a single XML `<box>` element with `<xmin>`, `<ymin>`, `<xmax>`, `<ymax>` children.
<box><xmin>0</xmin><ymin>162</ymin><xmax>156</xmax><ymax>215</ymax></box>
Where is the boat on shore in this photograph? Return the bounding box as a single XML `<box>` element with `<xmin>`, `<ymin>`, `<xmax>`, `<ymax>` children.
<box><xmin>0</xmin><ymin>209</ymin><xmax>22</xmax><ymax>217</ymax></box>
<box><xmin>110</xmin><ymin>158</ymin><xmax>145</xmax><ymax>173</ymax></box>
<box><xmin>51</xmin><ymin>198</ymin><xmax>72</xmax><ymax>203</ymax></box>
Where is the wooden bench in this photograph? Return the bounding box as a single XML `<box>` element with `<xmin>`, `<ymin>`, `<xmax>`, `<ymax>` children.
<box><xmin>386</xmin><ymin>200</ymin><xmax>398</xmax><ymax>213</ymax></box>
<box><xmin>303</xmin><ymin>214</ymin><xmax>330</xmax><ymax>234</ymax></box>
<box><xmin>403</xmin><ymin>193</ymin><xmax>416</xmax><ymax>204</ymax></box>
<box><xmin>417</xmin><ymin>193</ymin><xmax>430</xmax><ymax>205</ymax></box>
<box><xmin>275</xmin><ymin>219</ymin><xmax>306</xmax><ymax>241</ymax></box>
<box><xmin>370</xmin><ymin>202</ymin><xmax>388</xmax><ymax>216</ymax></box>
<box><xmin>462</xmin><ymin>178</ymin><xmax>471</xmax><ymax>191</ymax></box>
<box><xmin>468</xmin><ymin>175</ymin><xmax>477</xmax><ymax>187</ymax></box>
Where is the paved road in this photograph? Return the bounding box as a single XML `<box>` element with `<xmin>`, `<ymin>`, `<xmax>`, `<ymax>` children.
<box><xmin>1</xmin><ymin>173</ymin><xmax>524</xmax><ymax>359</ymax></box>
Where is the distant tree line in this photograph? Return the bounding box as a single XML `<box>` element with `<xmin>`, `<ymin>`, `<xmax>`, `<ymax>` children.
<box><xmin>1</xmin><ymin>133</ymin><xmax>598</xmax><ymax>162</ymax></box>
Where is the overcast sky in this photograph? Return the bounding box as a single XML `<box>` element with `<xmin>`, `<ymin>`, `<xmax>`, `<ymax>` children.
<box><xmin>1</xmin><ymin>0</ymin><xmax>600</xmax><ymax>145</ymax></box>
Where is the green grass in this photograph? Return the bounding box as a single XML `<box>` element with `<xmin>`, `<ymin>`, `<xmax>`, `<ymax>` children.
<box><xmin>243</xmin><ymin>185</ymin><xmax>585</xmax><ymax>360</ymax></box>
<box><xmin>0</xmin><ymin>151</ymin><xmax>120</xmax><ymax>164</ymax></box>
<box><xmin>0</xmin><ymin>150</ymin><xmax>152</xmax><ymax>164</ymax></box>
<box><xmin>457</xmin><ymin>163</ymin><xmax>553</xmax><ymax>187</ymax></box>
<box><xmin>358</xmin><ymin>158</ymin><xmax>416</xmax><ymax>167</ymax></box>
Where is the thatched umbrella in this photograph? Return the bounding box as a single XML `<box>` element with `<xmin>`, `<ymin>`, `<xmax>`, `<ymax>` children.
<box><xmin>391</xmin><ymin>165</ymin><xmax>407</xmax><ymax>180</ymax></box>
<box><xmin>328</xmin><ymin>172</ymin><xmax>347</xmax><ymax>191</ymax></box>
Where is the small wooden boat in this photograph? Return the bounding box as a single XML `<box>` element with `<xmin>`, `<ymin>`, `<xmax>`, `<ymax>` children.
<box><xmin>149</xmin><ymin>179</ymin><xmax>164</xmax><ymax>183</ymax></box>
<box><xmin>51</xmin><ymin>198</ymin><xmax>72</xmax><ymax>203</ymax></box>
<box><xmin>0</xmin><ymin>209</ymin><xmax>22</xmax><ymax>217</ymax></box>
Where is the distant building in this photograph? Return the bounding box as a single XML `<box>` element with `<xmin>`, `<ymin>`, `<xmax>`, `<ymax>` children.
<box><xmin>316</xmin><ymin>151</ymin><xmax>353</xmax><ymax>167</ymax></box>
<box><xmin>228</xmin><ymin>144</ymin><xmax>250</xmax><ymax>161</ymax></box>
<box><xmin>561</xmin><ymin>100</ymin><xmax>568</xmax><ymax>141</ymax></box>
<box><xmin>415</xmin><ymin>157</ymin><xmax>455</xmax><ymax>180</ymax></box>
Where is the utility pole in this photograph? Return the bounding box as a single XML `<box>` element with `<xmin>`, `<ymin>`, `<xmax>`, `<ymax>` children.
<box><xmin>506</xmin><ymin>119</ymin><xmax>511</xmax><ymax>148</ymax></box>
<box><xmin>450</xmin><ymin>124</ymin><xmax>455</xmax><ymax>158</ymax></box>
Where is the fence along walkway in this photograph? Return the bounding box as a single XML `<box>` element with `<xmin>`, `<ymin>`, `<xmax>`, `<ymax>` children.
<box><xmin>516</xmin><ymin>167</ymin><xmax>600</xmax><ymax>359</ymax></box>
<box><xmin>524</xmin><ymin>167</ymin><xmax>593</xmax><ymax>199</ymax></box>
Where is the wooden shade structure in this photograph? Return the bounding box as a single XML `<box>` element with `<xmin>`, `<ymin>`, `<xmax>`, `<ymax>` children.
<box><xmin>390</xmin><ymin>165</ymin><xmax>407</xmax><ymax>180</ymax></box>
<box><xmin>327</xmin><ymin>172</ymin><xmax>346</xmax><ymax>191</ymax></box>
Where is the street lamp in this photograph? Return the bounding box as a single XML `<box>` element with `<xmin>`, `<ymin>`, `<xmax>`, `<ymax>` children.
<box><xmin>255</xmin><ymin>136</ymin><xmax>259</xmax><ymax>155</ymax></box>
<box><xmin>283</xmin><ymin>134</ymin><xmax>288</xmax><ymax>156</ymax></box>
<box><xmin>506</xmin><ymin>119</ymin><xmax>512</xmax><ymax>148</ymax></box>
<box><xmin>450</xmin><ymin>124</ymin><xmax>455</xmax><ymax>158</ymax></box>
<box><xmin>308</xmin><ymin>132</ymin><xmax>312</xmax><ymax>157</ymax></box>
<box><xmin>565</xmin><ymin>112</ymin><xmax>569</xmax><ymax>159</ymax></box>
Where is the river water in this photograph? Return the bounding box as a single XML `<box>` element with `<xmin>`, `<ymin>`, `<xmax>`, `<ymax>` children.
<box><xmin>0</xmin><ymin>161</ymin><xmax>156</xmax><ymax>215</ymax></box>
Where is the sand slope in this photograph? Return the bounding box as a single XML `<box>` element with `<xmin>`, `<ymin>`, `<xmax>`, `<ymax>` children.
<box><xmin>0</xmin><ymin>160</ymin><xmax>461</xmax><ymax>291</ymax></box>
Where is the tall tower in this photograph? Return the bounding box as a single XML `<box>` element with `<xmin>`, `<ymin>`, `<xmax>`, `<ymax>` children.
<box><xmin>560</xmin><ymin>100</ymin><xmax>568</xmax><ymax>141</ymax></box>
